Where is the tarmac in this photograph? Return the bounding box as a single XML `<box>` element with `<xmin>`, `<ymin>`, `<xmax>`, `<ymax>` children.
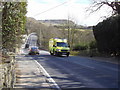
<box><xmin>14</xmin><ymin>43</ymin><xmax>119</xmax><ymax>89</ymax></box>
<box><xmin>14</xmin><ymin>55</ymin><xmax>53</xmax><ymax>89</ymax></box>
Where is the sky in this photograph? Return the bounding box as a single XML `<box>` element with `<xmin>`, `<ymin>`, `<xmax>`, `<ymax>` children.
<box><xmin>26</xmin><ymin>0</ymin><xmax>113</xmax><ymax>26</ymax></box>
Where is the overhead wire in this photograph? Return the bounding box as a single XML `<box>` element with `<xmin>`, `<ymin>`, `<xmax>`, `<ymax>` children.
<box><xmin>34</xmin><ymin>0</ymin><xmax>72</xmax><ymax>17</ymax></box>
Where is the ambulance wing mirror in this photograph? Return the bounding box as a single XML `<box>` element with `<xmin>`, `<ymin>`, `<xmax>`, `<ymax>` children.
<box><xmin>53</xmin><ymin>45</ymin><xmax>56</xmax><ymax>47</ymax></box>
<box><xmin>68</xmin><ymin>45</ymin><xmax>70</xmax><ymax>47</ymax></box>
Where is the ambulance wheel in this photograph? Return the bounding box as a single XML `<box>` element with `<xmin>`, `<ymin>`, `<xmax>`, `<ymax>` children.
<box><xmin>53</xmin><ymin>50</ymin><xmax>56</xmax><ymax>56</ymax></box>
<box><xmin>50</xmin><ymin>52</ymin><xmax>53</xmax><ymax>55</ymax></box>
<box><xmin>67</xmin><ymin>53</ymin><xmax>69</xmax><ymax>57</ymax></box>
<box><xmin>53</xmin><ymin>51</ymin><xmax>58</xmax><ymax>56</ymax></box>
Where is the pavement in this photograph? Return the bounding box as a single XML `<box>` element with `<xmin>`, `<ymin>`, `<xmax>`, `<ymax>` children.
<box><xmin>14</xmin><ymin>34</ymin><xmax>59</xmax><ymax>89</ymax></box>
<box><xmin>14</xmin><ymin>55</ymin><xmax>52</xmax><ymax>89</ymax></box>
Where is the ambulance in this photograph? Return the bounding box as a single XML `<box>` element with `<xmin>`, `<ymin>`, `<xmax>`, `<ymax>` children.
<box><xmin>49</xmin><ymin>38</ymin><xmax>70</xmax><ymax>57</ymax></box>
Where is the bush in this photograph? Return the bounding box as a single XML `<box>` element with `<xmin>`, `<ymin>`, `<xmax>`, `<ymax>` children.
<box><xmin>89</xmin><ymin>40</ymin><xmax>97</xmax><ymax>49</ymax></box>
<box><xmin>73</xmin><ymin>43</ymin><xmax>88</xmax><ymax>51</ymax></box>
<box><xmin>93</xmin><ymin>15</ymin><xmax>120</xmax><ymax>56</ymax></box>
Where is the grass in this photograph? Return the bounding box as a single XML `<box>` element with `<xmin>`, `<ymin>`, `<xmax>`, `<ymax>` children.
<box><xmin>62</xmin><ymin>28</ymin><xmax>93</xmax><ymax>31</ymax></box>
<box><xmin>76</xmin><ymin>29</ymin><xmax>93</xmax><ymax>31</ymax></box>
<box><xmin>70</xmin><ymin>50</ymin><xmax>90</xmax><ymax>57</ymax></box>
<box><xmin>70</xmin><ymin>51</ymin><xmax>80</xmax><ymax>56</ymax></box>
<box><xmin>70</xmin><ymin>49</ymin><xmax>115</xmax><ymax>58</ymax></box>
<box><xmin>70</xmin><ymin>49</ymin><xmax>102</xmax><ymax>57</ymax></box>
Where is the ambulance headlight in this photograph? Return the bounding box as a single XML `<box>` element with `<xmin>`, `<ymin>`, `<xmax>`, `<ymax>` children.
<box><xmin>56</xmin><ymin>49</ymin><xmax>61</xmax><ymax>52</ymax></box>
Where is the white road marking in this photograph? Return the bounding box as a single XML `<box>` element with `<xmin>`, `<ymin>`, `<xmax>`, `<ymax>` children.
<box><xmin>34</xmin><ymin>60</ymin><xmax>61</xmax><ymax>90</ymax></box>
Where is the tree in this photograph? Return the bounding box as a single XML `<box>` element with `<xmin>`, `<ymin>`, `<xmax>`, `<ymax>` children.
<box><xmin>87</xmin><ymin>0</ymin><xmax>120</xmax><ymax>56</ymax></box>
<box><xmin>88</xmin><ymin>0</ymin><xmax>120</xmax><ymax>15</ymax></box>
<box><xmin>93</xmin><ymin>15</ymin><xmax>120</xmax><ymax>56</ymax></box>
<box><xmin>2</xmin><ymin>2</ymin><xmax>27</xmax><ymax>52</ymax></box>
<box><xmin>26</xmin><ymin>17</ymin><xmax>65</xmax><ymax>49</ymax></box>
<box><xmin>0</xmin><ymin>3</ymin><xmax>2</xmax><ymax>50</ymax></box>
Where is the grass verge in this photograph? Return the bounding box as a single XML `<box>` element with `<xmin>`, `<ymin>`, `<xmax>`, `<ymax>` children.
<box><xmin>70</xmin><ymin>49</ymin><xmax>110</xmax><ymax>57</ymax></box>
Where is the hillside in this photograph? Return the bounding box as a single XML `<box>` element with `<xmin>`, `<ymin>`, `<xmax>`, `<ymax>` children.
<box><xmin>26</xmin><ymin>17</ymin><xmax>95</xmax><ymax>50</ymax></box>
<box><xmin>39</xmin><ymin>19</ymin><xmax>93</xmax><ymax>30</ymax></box>
<box><xmin>39</xmin><ymin>19</ymin><xmax>75</xmax><ymax>26</ymax></box>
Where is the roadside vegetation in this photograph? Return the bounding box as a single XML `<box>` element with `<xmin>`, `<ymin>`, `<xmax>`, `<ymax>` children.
<box><xmin>1</xmin><ymin>2</ymin><xmax>27</xmax><ymax>63</ymax></box>
<box><xmin>0</xmin><ymin>1</ymin><xmax>27</xmax><ymax>88</ymax></box>
<box><xmin>90</xmin><ymin>0</ymin><xmax>120</xmax><ymax>57</ymax></box>
<box><xmin>71</xmin><ymin>1</ymin><xmax>120</xmax><ymax>57</ymax></box>
<box><xmin>26</xmin><ymin>18</ymin><xmax>94</xmax><ymax>49</ymax></box>
<box><xmin>26</xmin><ymin>17</ymin><xmax>96</xmax><ymax>57</ymax></box>
<box><xmin>93</xmin><ymin>15</ymin><xmax>120</xmax><ymax>57</ymax></box>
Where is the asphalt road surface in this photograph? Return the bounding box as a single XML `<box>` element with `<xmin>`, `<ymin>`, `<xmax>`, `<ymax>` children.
<box><xmin>19</xmin><ymin>34</ymin><xmax>119</xmax><ymax>89</ymax></box>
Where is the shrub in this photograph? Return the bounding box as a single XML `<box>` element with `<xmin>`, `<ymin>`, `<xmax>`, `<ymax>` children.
<box><xmin>93</xmin><ymin>15</ymin><xmax>120</xmax><ymax>56</ymax></box>
<box><xmin>89</xmin><ymin>40</ymin><xmax>97</xmax><ymax>49</ymax></box>
<box><xmin>73</xmin><ymin>43</ymin><xmax>88</xmax><ymax>51</ymax></box>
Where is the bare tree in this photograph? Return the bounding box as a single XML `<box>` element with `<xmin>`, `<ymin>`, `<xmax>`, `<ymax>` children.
<box><xmin>87</xmin><ymin>0</ymin><xmax>120</xmax><ymax>15</ymax></box>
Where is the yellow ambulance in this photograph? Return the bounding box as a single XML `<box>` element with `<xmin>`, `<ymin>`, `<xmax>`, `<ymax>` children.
<box><xmin>49</xmin><ymin>38</ymin><xmax>70</xmax><ymax>57</ymax></box>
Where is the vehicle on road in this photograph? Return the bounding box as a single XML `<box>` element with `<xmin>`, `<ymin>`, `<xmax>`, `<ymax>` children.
<box><xmin>49</xmin><ymin>38</ymin><xmax>70</xmax><ymax>57</ymax></box>
<box><xmin>28</xmin><ymin>46</ymin><xmax>39</xmax><ymax>55</ymax></box>
<box><xmin>25</xmin><ymin>44</ymin><xmax>29</xmax><ymax>48</ymax></box>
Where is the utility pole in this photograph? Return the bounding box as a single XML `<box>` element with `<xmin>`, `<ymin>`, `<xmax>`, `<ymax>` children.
<box><xmin>67</xmin><ymin>15</ymin><xmax>70</xmax><ymax>45</ymax></box>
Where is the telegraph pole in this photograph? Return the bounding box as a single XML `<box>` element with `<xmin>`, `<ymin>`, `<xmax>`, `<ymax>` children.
<box><xmin>67</xmin><ymin>15</ymin><xmax>70</xmax><ymax>45</ymax></box>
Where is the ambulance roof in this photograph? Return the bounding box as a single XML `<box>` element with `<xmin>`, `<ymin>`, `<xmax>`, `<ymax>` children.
<box><xmin>54</xmin><ymin>38</ymin><xmax>67</xmax><ymax>42</ymax></box>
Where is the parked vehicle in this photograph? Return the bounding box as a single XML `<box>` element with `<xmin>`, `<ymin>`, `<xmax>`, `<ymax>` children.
<box><xmin>28</xmin><ymin>46</ymin><xmax>39</xmax><ymax>55</ymax></box>
<box><xmin>25</xmin><ymin>44</ymin><xmax>29</xmax><ymax>48</ymax></box>
<box><xmin>49</xmin><ymin>38</ymin><xmax>70</xmax><ymax>57</ymax></box>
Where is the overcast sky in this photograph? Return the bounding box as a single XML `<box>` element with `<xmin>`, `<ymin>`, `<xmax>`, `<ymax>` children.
<box><xmin>26</xmin><ymin>0</ymin><xmax>113</xmax><ymax>26</ymax></box>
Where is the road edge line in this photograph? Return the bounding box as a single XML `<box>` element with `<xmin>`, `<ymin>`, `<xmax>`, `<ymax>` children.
<box><xmin>34</xmin><ymin>60</ymin><xmax>61</xmax><ymax>90</ymax></box>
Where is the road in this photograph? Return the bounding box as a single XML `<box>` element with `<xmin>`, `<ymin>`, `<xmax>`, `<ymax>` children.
<box><xmin>18</xmin><ymin>34</ymin><xmax>119</xmax><ymax>89</ymax></box>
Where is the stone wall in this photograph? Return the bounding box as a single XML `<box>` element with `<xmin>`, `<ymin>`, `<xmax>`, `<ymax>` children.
<box><xmin>0</xmin><ymin>56</ymin><xmax>16</xmax><ymax>89</ymax></box>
